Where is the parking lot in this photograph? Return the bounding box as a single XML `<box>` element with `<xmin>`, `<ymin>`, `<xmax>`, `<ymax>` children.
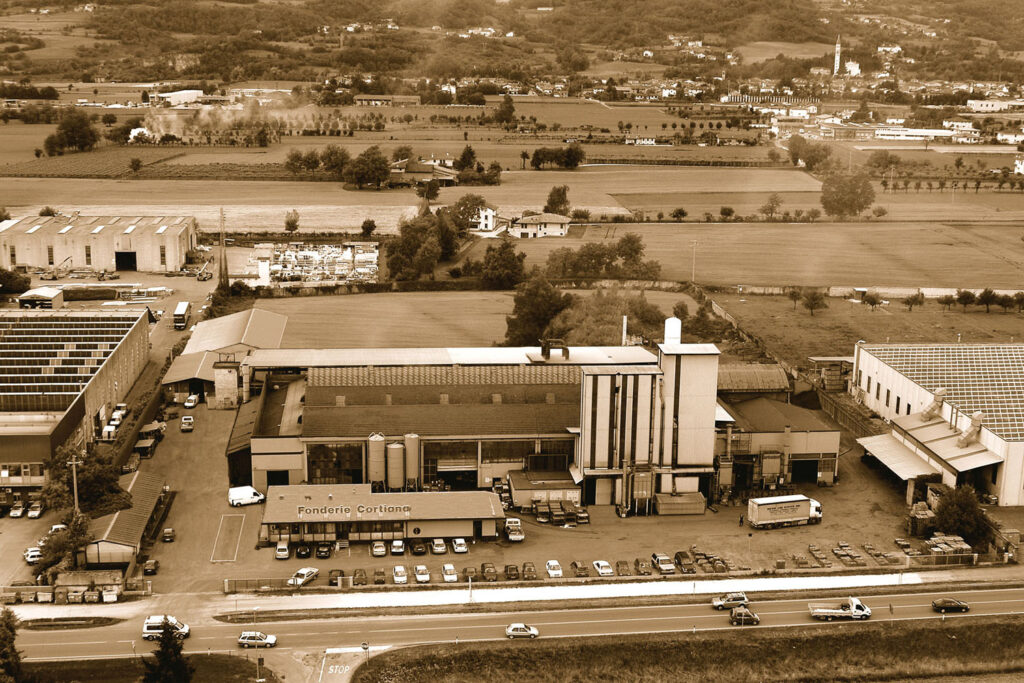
<box><xmin>0</xmin><ymin>512</ymin><xmax>58</xmax><ymax>586</ymax></box>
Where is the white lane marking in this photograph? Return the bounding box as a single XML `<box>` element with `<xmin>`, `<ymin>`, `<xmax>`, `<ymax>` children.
<box><xmin>210</xmin><ymin>514</ymin><xmax>245</xmax><ymax>563</ymax></box>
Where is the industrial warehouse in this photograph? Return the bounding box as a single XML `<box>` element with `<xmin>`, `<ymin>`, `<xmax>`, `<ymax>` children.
<box><xmin>0</xmin><ymin>309</ymin><xmax>152</xmax><ymax>507</ymax></box>
<box><xmin>0</xmin><ymin>214</ymin><xmax>198</xmax><ymax>274</ymax></box>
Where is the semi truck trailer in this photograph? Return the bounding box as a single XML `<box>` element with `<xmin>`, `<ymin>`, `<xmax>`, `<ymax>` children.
<box><xmin>747</xmin><ymin>494</ymin><xmax>822</xmax><ymax>529</ymax></box>
<box><xmin>809</xmin><ymin>597</ymin><xmax>871</xmax><ymax>621</ymax></box>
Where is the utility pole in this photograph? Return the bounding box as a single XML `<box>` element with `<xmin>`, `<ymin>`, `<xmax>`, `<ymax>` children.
<box><xmin>67</xmin><ymin>450</ymin><xmax>84</xmax><ymax>515</ymax></box>
<box><xmin>690</xmin><ymin>240</ymin><xmax>698</xmax><ymax>283</ymax></box>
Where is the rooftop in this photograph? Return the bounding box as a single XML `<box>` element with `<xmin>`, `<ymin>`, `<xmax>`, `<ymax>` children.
<box><xmin>263</xmin><ymin>484</ymin><xmax>505</xmax><ymax>523</ymax></box>
<box><xmin>717</xmin><ymin>364</ymin><xmax>790</xmax><ymax>393</ymax></box>
<box><xmin>517</xmin><ymin>212</ymin><xmax>572</xmax><ymax>224</ymax></box>
<box><xmin>860</xmin><ymin>343</ymin><xmax>1024</xmax><ymax>441</ymax></box>
<box><xmin>182</xmin><ymin>308</ymin><xmax>287</xmax><ymax>356</ymax></box>
<box><xmin>0</xmin><ymin>215</ymin><xmax>193</xmax><ymax>238</ymax></box>
<box><xmin>87</xmin><ymin>471</ymin><xmax>164</xmax><ymax>549</ymax></box>
<box><xmin>308</xmin><ymin>364</ymin><xmax>582</xmax><ymax>388</ymax></box>
<box><xmin>728</xmin><ymin>397</ymin><xmax>835</xmax><ymax>433</ymax></box>
<box><xmin>162</xmin><ymin>350</ymin><xmax>217</xmax><ymax>385</ymax></box>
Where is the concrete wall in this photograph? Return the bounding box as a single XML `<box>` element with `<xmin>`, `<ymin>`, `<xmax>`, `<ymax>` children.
<box><xmin>405</xmin><ymin>520</ymin><xmax>473</xmax><ymax>538</ymax></box>
<box><xmin>83</xmin><ymin>313</ymin><xmax>150</xmax><ymax>443</ymax></box>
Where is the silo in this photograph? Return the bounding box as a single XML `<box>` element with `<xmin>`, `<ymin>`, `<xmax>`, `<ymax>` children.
<box><xmin>367</xmin><ymin>433</ymin><xmax>386</xmax><ymax>483</ymax></box>
<box><xmin>386</xmin><ymin>442</ymin><xmax>406</xmax><ymax>490</ymax></box>
<box><xmin>403</xmin><ymin>434</ymin><xmax>420</xmax><ymax>486</ymax></box>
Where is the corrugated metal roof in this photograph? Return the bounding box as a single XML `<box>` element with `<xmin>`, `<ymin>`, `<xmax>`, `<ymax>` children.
<box><xmin>717</xmin><ymin>364</ymin><xmax>790</xmax><ymax>392</ymax></box>
<box><xmin>183</xmin><ymin>309</ymin><xmax>287</xmax><ymax>356</ymax></box>
<box><xmin>87</xmin><ymin>471</ymin><xmax>164</xmax><ymax>549</ymax></box>
<box><xmin>2</xmin><ymin>215</ymin><xmax>192</xmax><ymax>237</ymax></box>
<box><xmin>308</xmin><ymin>365</ymin><xmax>581</xmax><ymax>387</ymax></box>
<box><xmin>862</xmin><ymin>343</ymin><xmax>1024</xmax><ymax>441</ymax></box>
<box><xmin>302</xmin><ymin>402</ymin><xmax>580</xmax><ymax>438</ymax></box>
<box><xmin>162</xmin><ymin>351</ymin><xmax>217</xmax><ymax>385</ymax></box>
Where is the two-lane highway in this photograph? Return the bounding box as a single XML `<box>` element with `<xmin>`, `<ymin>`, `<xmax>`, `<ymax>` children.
<box><xmin>18</xmin><ymin>588</ymin><xmax>1024</xmax><ymax>662</ymax></box>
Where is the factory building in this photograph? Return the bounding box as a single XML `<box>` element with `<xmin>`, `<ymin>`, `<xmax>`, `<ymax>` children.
<box><xmin>0</xmin><ymin>215</ymin><xmax>197</xmax><ymax>273</ymax></box>
<box><xmin>227</xmin><ymin>319</ymin><xmax>722</xmax><ymax>522</ymax></box>
<box><xmin>0</xmin><ymin>309</ymin><xmax>152</xmax><ymax>507</ymax></box>
<box><xmin>852</xmin><ymin>343</ymin><xmax>1024</xmax><ymax>506</ymax></box>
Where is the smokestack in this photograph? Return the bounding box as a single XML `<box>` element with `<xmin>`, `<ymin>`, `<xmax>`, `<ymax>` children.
<box><xmin>664</xmin><ymin>317</ymin><xmax>682</xmax><ymax>345</ymax></box>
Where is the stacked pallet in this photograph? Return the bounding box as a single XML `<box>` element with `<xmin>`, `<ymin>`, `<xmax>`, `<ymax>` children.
<box><xmin>926</xmin><ymin>534</ymin><xmax>973</xmax><ymax>563</ymax></box>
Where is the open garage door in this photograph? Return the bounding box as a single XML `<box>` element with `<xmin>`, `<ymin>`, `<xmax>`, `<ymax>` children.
<box><xmin>114</xmin><ymin>251</ymin><xmax>137</xmax><ymax>271</ymax></box>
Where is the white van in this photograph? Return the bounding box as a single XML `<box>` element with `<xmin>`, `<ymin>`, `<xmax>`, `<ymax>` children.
<box><xmin>100</xmin><ymin>424</ymin><xmax>117</xmax><ymax>442</ymax></box>
<box><xmin>228</xmin><ymin>486</ymin><xmax>266</xmax><ymax>507</ymax></box>
<box><xmin>142</xmin><ymin>615</ymin><xmax>190</xmax><ymax>640</ymax></box>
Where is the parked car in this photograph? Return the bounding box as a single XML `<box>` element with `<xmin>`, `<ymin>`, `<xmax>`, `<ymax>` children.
<box><xmin>430</xmin><ymin>538</ymin><xmax>447</xmax><ymax>554</ymax></box>
<box><xmin>143</xmin><ymin>560</ymin><xmax>160</xmax><ymax>575</ymax></box>
<box><xmin>592</xmin><ymin>560</ymin><xmax>614</xmax><ymax>577</ymax></box>
<box><xmin>371</xmin><ymin>541</ymin><xmax>387</xmax><ymax>557</ymax></box>
<box><xmin>295</xmin><ymin>544</ymin><xmax>312</xmax><ymax>559</ymax></box>
<box><xmin>8</xmin><ymin>502</ymin><xmax>24</xmax><ymax>518</ymax></box>
<box><xmin>442</xmin><ymin>564</ymin><xmax>458</xmax><ymax>583</ymax></box>
<box><xmin>712</xmin><ymin>592</ymin><xmax>749</xmax><ymax>610</ymax></box>
<box><xmin>142</xmin><ymin>616</ymin><xmax>189</xmax><ymax>641</ymax></box>
<box><xmin>546</xmin><ymin>560</ymin><xmax>563</xmax><ymax>578</ymax></box>
<box><xmin>932</xmin><ymin>598</ymin><xmax>969</xmax><ymax>613</ymax></box>
<box><xmin>328</xmin><ymin>569</ymin><xmax>345</xmax><ymax>586</ymax></box>
<box><xmin>393</xmin><ymin>565</ymin><xmax>408</xmax><ymax>585</ymax></box>
<box><xmin>238</xmin><ymin>631</ymin><xmax>277</xmax><ymax>648</ymax></box>
<box><xmin>26</xmin><ymin>502</ymin><xmax>43</xmax><ymax>519</ymax></box>
<box><xmin>522</xmin><ymin>561</ymin><xmax>538</xmax><ymax>580</ymax></box>
<box><xmin>729</xmin><ymin>606</ymin><xmax>760</xmax><ymax>626</ymax></box>
<box><xmin>674</xmin><ymin>550</ymin><xmax>693</xmax><ymax>567</ymax></box>
<box><xmin>651</xmin><ymin>552</ymin><xmax>675</xmax><ymax>575</ymax></box>
<box><xmin>615</xmin><ymin>560</ymin><xmax>631</xmax><ymax>576</ymax></box>
<box><xmin>452</xmin><ymin>538</ymin><xmax>468</xmax><ymax>553</ymax></box>
<box><xmin>414</xmin><ymin>565</ymin><xmax>431</xmax><ymax>583</ymax></box>
<box><xmin>634</xmin><ymin>558</ymin><xmax>652</xmax><ymax>576</ymax></box>
<box><xmin>410</xmin><ymin>539</ymin><xmax>428</xmax><ymax>556</ymax></box>
<box><xmin>570</xmin><ymin>560</ymin><xmax>590</xmax><ymax>578</ymax></box>
<box><xmin>481</xmin><ymin>562</ymin><xmax>498</xmax><ymax>581</ymax></box>
<box><xmin>275</xmin><ymin>541</ymin><xmax>290</xmax><ymax>560</ymax></box>
<box><xmin>504</xmin><ymin>564</ymin><xmax>520</xmax><ymax>581</ymax></box>
<box><xmin>315</xmin><ymin>542</ymin><xmax>333</xmax><ymax>559</ymax></box>
<box><xmin>505</xmin><ymin>623</ymin><xmax>539</xmax><ymax>639</ymax></box>
<box><xmin>23</xmin><ymin>547</ymin><xmax>42</xmax><ymax>565</ymax></box>
<box><xmin>373</xmin><ymin>568</ymin><xmax>386</xmax><ymax>585</ymax></box>
<box><xmin>180</xmin><ymin>415</ymin><xmax>194</xmax><ymax>432</ymax></box>
<box><xmin>183</xmin><ymin>395</ymin><xmax>199</xmax><ymax>409</ymax></box>
<box><xmin>287</xmin><ymin>567</ymin><xmax>319</xmax><ymax>587</ymax></box>
<box><xmin>576</xmin><ymin>508</ymin><xmax>590</xmax><ymax>524</ymax></box>
<box><xmin>352</xmin><ymin>569</ymin><xmax>368</xmax><ymax>586</ymax></box>
<box><xmin>390</xmin><ymin>540</ymin><xmax>405</xmax><ymax>556</ymax></box>
<box><xmin>462</xmin><ymin>566</ymin><xmax>478</xmax><ymax>582</ymax></box>
<box><xmin>162</xmin><ymin>528</ymin><xmax>176</xmax><ymax>543</ymax></box>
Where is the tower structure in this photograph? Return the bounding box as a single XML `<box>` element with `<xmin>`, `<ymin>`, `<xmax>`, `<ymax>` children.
<box><xmin>833</xmin><ymin>35</ymin><xmax>842</xmax><ymax>76</ymax></box>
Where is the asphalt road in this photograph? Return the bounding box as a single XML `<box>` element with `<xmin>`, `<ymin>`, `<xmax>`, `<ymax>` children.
<box><xmin>17</xmin><ymin>587</ymin><xmax>1024</xmax><ymax>662</ymax></box>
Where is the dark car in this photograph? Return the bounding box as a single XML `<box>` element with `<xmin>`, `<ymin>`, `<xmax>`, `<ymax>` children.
<box><xmin>674</xmin><ymin>550</ymin><xmax>693</xmax><ymax>567</ymax></box>
<box><xmin>352</xmin><ymin>569</ymin><xmax>368</xmax><ymax>586</ymax></box>
<box><xmin>522</xmin><ymin>562</ymin><xmax>538</xmax><ymax>580</ymax></box>
<box><xmin>161</xmin><ymin>528</ymin><xmax>175</xmax><ymax>543</ymax></box>
<box><xmin>463</xmin><ymin>566</ymin><xmax>479</xmax><ymax>582</ymax></box>
<box><xmin>410</xmin><ymin>540</ymin><xmax>428</xmax><ymax>556</ymax></box>
<box><xmin>634</xmin><ymin>558</ymin><xmax>652</xmax><ymax>576</ymax></box>
<box><xmin>373</xmin><ymin>568</ymin><xmax>386</xmax><ymax>585</ymax></box>
<box><xmin>504</xmin><ymin>564</ymin><xmax>520</xmax><ymax>581</ymax></box>
<box><xmin>570</xmin><ymin>560</ymin><xmax>590</xmax><ymax>578</ymax></box>
<box><xmin>316</xmin><ymin>543</ymin><xmax>333</xmax><ymax>559</ymax></box>
<box><xmin>730</xmin><ymin>606</ymin><xmax>760</xmax><ymax>626</ymax></box>
<box><xmin>295</xmin><ymin>544</ymin><xmax>312</xmax><ymax>559</ymax></box>
<box><xmin>328</xmin><ymin>569</ymin><xmax>345</xmax><ymax>586</ymax></box>
<box><xmin>143</xmin><ymin>559</ymin><xmax>159</xmax><ymax>575</ymax></box>
<box><xmin>481</xmin><ymin>562</ymin><xmax>498</xmax><ymax>582</ymax></box>
<box><xmin>615</xmin><ymin>560</ymin><xmax>631</xmax><ymax>576</ymax></box>
<box><xmin>932</xmin><ymin>598</ymin><xmax>969</xmax><ymax>613</ymax></box>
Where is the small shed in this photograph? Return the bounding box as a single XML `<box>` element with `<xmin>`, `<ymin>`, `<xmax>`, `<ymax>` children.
<box><xmin>507</xmin><ymin>470</ymin><xmax>581</xmax><ymax>508</ymax></box>
<box><xmin>85</xmin><ymin>471</ymin><xmax>164</xmax><ymax>567</ymax></box>
<box><xmin>17</xmin><ymin>287</ymin><xmax>64</xmax><ymax>309</ymax></box>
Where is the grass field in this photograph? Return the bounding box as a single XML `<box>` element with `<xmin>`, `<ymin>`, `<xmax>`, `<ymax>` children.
<box><xmin>461</xmin><ymin>220</ymin><xmax>1024</xmax><ymax>289</ymax></box>
<box><xmin>0</xmin><ymin>121</ymin><xmax>55</xmax><ymax>164</ymax></box>
<box><xmin>1</xmin><ymin>146</ymin><xmax>183</xmax><ymax>177</ymax></box>
<box><xmin>735</xmin><ymin>40</ymin><xmax>835</xmax><ymax>63</ymax></box>
<box><xmin>354</xmin><ymin>617</ymin><xmax>1024</xmax><ymax>683</ymax></box>
<box><xmin>25</xmin><ymin>653</ymin><xmax>280</xmax><ymax>683</ymax></box>
<box><xmin>712</xmin><ymin>293</ymin><xmax>1024</xmax><ymax>368</ymax></box>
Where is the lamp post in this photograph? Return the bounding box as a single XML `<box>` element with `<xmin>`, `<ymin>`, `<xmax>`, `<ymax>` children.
<box><xmin>253</xmin><ymin>606</ymin><xmax>259</xmax><ymax>626</ymax></box>
<box><xmin>690</xmin><ymin>240</ymin><xmax>698</xmax><ymax>284</ymax></box>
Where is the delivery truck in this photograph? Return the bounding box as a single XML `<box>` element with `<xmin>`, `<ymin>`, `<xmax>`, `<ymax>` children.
<box><xmin>808</xmin><ymin>597</ymin><xmax>871</xmax><ymax>621</ymax></box>
<box><xmin>747</xmin><ymin>494</ymin><xmax>822</xmax><ymax>529</ymax></box>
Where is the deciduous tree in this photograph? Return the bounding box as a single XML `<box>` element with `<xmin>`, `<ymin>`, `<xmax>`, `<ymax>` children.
<box><xmin>143</xmin><ymin>620</ymin><xmax>195</xmax><ymax>683</ymax></box>
<box><xmin>801</xmin><ymin>290</ymin><xmax>827</xmax><ymax>316</ymax></box>
<box><xmin>544</xmin><ymin>185</ymin><xmax>570</xmax><ymax>215</ymax></box>
<box><xmin>504</xmin><ymin>274</ymin><xmax>575</xmax><ymax>346</ymax></box>
<box><xmin>284</xmin><ymin>209</ymin><xmax>299</xmax><ymax>233</ymax></box>
<box><xmin>820</xmin><ymin>173</ymin><xmax>875</xmax><ymax>219</ymax></box>
<box><xmin>902</xmin><ymin>292</ymin><xmax>925</xmax><ymax>311</ymax></box>
<box><xmin>956</xmin><ymin>289</ymin><xmax>977</xmax><ymax>312</ymax></box>
<box><xmin>480</xmin><ymin>236</ymin><xmax>526</xmax><ymax>289</ymax></box>
<box><xmin>934</xmin><ymin>485</ymin><xmax>993</xmax><ymax>549</ymax></box>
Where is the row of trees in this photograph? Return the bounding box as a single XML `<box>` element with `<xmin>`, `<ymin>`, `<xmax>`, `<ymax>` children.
<box><xmin>284</xmin><ymin>144</ymin><xmax>391</xmax><ymax>188</ymax></box>
<box><xmin>544</xmin><ymin>234</ymin><xmax>662</xmax><ymax>281</ymax></box>
<box><xmin>937</xmin><ymin>289</ymin><xmax>1024</xmax><ymax>313</ymax></box>
<box><xmin>530</xmin><ymin>143</ymin><xmax>586</xmax><ymax>170</ymax></box>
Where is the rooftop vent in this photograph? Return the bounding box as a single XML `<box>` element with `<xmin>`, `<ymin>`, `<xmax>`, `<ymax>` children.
<box><xmin>540</xmin><ymin>339</ymin><xmax>569</xmax><ymax>360</ymax></box>
<box><xmin>921</xmin><ymin>387</ymin><xmax>946</xmax><ymax>421</ymax></box>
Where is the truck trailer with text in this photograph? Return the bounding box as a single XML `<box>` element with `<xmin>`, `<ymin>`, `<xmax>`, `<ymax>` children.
<box><xmin>747</xmin><ymin>494</ymin><xmax>822</xmax><ymax>529</ymax></box>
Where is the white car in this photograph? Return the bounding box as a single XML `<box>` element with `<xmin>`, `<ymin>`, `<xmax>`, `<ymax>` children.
<box><xmin>23</xmin><ymin>547</ymin><xmax>43</xmax><ymax>565</ymax></box>
<box><xmin>371</xmin><ymin>541</ymin><xmax>387</xmax><ymax>557</ymax></box>
<box><xmin>286</xmin><ymin>567</ymin><xmax>319</xmax><ymax>587</ymax></box>
<box><xmin>430</xmin><ymin>538</ymin><xmax>447</xmax><ymax>554</ymax></box>
<box><xmin>452</xmin><ymin>538</ymin><xmax>468</xmax><ymax>553</ymax></box>
<box><xmin>180</xmin><ymin>415</ymin><xmax>194</xmax><ymax>432</ymax></box>
<box><xmin>441</xmin><ymin>563</ymin><xmax>458</xmax><ymax>583</ymax></box>
<box><xmin>26</xmin><ymin>502</ymin><xmax>43</xmax><ymax>519</ymax></box>
<box><xmin>49</xmin><ymin>524</ymin><xmax>67</xmax><ymax>534</ymax></box>
<box><xmin>545</xmin><ymin>560</ymin><xmax>562</xmax><ymax>578</ymax></box>
<box><xmin>414</xmin><ymin>565</ymin><xmax>431</xmax><ymax>583</ymax></box>
<box><xmin>505</xmin><ymin>623</ymin><xmax>539</xmax><ymax>639</ymax></box>
<box><xmin>391</xmin><ymin>540</ymin><xmax>405</xmax><ymax>555</ymax></box>
<box><xmin>393</xmin><ymin>565</ymin><xmax>408</xmax><ymax>585</ymax></box>
<box><xmin>9</xmin><ymin>502</ymin><xmax>24</xmax><ymax>518</ymax></box>
<box><xmin>238</xmin><ymin>631</ymin><xmax>277</xmax><ymax>648</ymax></box>
<box><xmin>183</xmin><ymin>394</ymin><xmax>199</xmax><ymax>409</ymax></box>
<box><xmin>592</xmin><ymin>560</ymin><xmax>614</xmax><ymax>577</ymax></box>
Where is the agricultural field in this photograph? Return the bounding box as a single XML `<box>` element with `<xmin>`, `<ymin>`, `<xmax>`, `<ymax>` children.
<box><xmin>0</xmin><ymin>121</ymin><xmax>55</xmax><ymax>164</ymax></box>
<box><xmin>582</xmin><ymin>60</ymin><xmax>670</xmax><ymax>77</ymax></box>
<box><xmin>734</xmin><ymin>40</ymin><xmax>835</xmax><ymax>63</ymax></box>
<box><xmin>461</xmin><ymin>220</ymin><xmax>1024</xmax><ymax>289</ymax></box>
<box><xmin>0</xmin><ymin>10</ymin><xmax>111</xmax><ymax>65</ymax></box>
<box><xmin>0</xmin><ymin>147</ymin><xmax>184</xmax><ymax>178</ymax></box>
<box><xmin>711</xmin><ymin>292</ymin><xmax>1024</xmax><ymax>370</ymax></box>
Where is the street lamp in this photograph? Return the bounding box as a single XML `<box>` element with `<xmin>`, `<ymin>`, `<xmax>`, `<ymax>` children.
<box><xmin>253</xmin><ymin>606</ymin><xmax>259</xmax><ymax>625</ymax></box>
<box><xmin>690</xmin><ymin>241</ymin><xmax>698</xmax><ymax>284</ymax></box>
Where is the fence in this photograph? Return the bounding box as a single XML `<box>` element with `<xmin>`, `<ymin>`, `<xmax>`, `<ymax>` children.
<box><xmin>817</xmin><ymin>390</ymin><xmax>888</xmax><ymax>439</ymax></box>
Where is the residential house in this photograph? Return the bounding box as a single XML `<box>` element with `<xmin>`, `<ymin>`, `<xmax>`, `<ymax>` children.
<box><xmin>508</xmin><ymin>213</ymin><xmax>571</xmax><ymax>238</ymax></box>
